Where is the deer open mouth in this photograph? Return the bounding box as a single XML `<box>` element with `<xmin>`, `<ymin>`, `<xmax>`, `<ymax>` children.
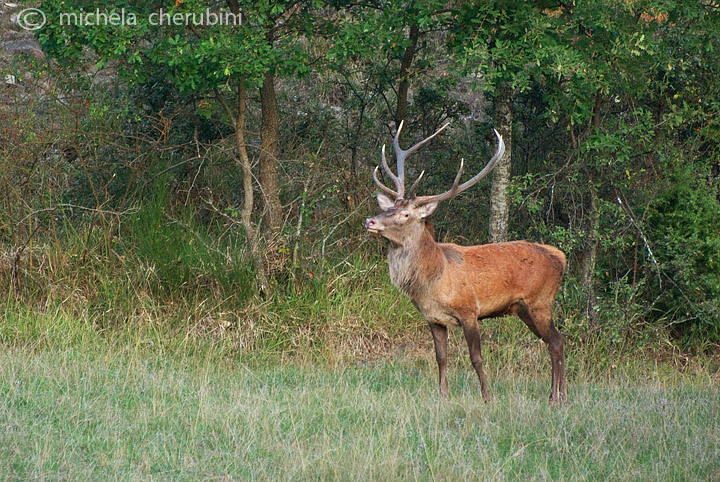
<box><xmin>365</xmin><ymin>218</ymin><xmax>382</xmax><ymax>233</ymax></box>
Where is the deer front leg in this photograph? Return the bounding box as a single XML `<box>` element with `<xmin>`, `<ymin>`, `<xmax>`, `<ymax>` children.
<box><xmin>429</xmin><ymin>322</ymin><xmax>449</xmax><ymax>398</ymax></box>
<box><xmin>460</xmin><ymin>317</ymin><xmax>491</xmax><ymax>402</ymax></box>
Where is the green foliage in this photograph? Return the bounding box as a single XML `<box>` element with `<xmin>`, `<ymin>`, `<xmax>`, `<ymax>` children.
<box><xmin>38</xmin><ymin>0</ymin><xmax>316</xmax><ymax>92</ymax></box>
<box><xmin>648</xmin><ymin>161</ymin><xmax>720</xmax><ymax>341</ymax></box>
<box><xmin>450</xmin><ymin>0</ymin><xmax>553</xmax><ymax>92</ymax></box>
<box><xmin>128</xmin><ymin>180</ymin><xmax>255</xmax><ymax>299</ymax></box>
<box><xmin>2</xmin><ymin>0</ymin><xmax>719</xmax><ymax>353</ymax></box>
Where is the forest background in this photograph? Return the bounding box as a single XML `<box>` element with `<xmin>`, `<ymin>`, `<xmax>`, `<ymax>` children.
<box><xmin>2</xmin><ymin>0</ymin><xmax>720</xmax><ymax>357</ymax></box>
<box><xmin>2</xmin><ymin>2</ymin><xmax>720</xmax><ymax>477</ymax></box>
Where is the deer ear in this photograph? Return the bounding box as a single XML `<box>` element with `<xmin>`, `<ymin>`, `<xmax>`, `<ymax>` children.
<box><xmin>376</xmin><ymin>193</ymin><xmax>395</xmax><ymax>211</ymax></box>
<box><xmin>417</xmin><ymin>202</ymin><xmax>438</xmax><ymax>218</ymax></box>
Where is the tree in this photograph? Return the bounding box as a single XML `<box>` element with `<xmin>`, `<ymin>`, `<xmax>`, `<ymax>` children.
<box><xmin>252</xmin><ymin>1</ymin><xmax>318</xmax><ymax>234</ymax></box>
<box><xmin>38</xmin><ymin>0</ymin><xmax>317</xmax><ymax>292</ymax></box>
<box><xmin>325</xmin><ymin>0</ymin><xmax>457</xmax><ymax>217</ymax></box>
<box><xmin>450</xmin><ymin>1</ymin><xmax>559</xmax><ymax>243</ymax></box>
<box><xmin>525</xmin><ymin>1</ymin><xmax>720</xmax><ymax>333</ymax></box>
<box><xmin>449</xmin><ymin>0</ymin><xmax>720</xmax><ymax>336</ymax></box>
<box><xmin>329</xmin><ymin>0</ymin><xmax>453</xmax><ymax>128</ymax></box>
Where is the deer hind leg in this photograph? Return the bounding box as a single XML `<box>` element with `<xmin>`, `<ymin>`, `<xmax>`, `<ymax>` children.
<box><xmin>516</xmin><ymin>302</ymin><xmax>566</xmax><ymax>403</ymax></box>
<box><xmin>460</xmin><ymin>317</ymin><xmax>491</xmax><ymax>402</ymax></box>
<box><xmin>429</xmin><ymin>323</ymin><xmax>449</xmax><ymax>398</ymax></box>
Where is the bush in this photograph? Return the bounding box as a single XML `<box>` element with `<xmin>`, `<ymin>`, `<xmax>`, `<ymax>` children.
<box><xmin>647</xmin><ymin>161</ymin><xmax>720</xmax><ymax>344</ymax></box>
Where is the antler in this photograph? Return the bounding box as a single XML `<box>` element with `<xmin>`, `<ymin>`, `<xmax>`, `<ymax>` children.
<box><xmin>414</xmin><ymin>129</ymin><xmax>505</xmax><ymax>205</ymax></box>
<box><xmin>373</xmin><ymin>121</ymin><xmax>451</xmax><ymax>200</ymax></box>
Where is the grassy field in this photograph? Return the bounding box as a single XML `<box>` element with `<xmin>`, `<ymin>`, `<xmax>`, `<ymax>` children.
<box><xmin>1</xmin><ymin>327</ymin><xmax>718</xmax><ymax>481</ymax></box>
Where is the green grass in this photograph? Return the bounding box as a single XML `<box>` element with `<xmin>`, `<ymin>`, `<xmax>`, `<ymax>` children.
<box><xmin>1</xmin><ymin>338</ymin><xmax>718</xmax><ymax>481</ymax></box>
<box><xmin>2</xmin><ymin>222</ymin><xmax>719</xmax><ymax>480</ymax></box>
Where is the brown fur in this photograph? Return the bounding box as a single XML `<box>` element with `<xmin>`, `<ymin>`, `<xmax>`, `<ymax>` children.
<box><xmin>366</xmin><ymin>200</ymin><xmax>567</xmax><ymax>402</ymax></box>
<box><xmin>365</xmin><ymin>124</ymin><xmax>564</xmax><ymax>401</ymax></box>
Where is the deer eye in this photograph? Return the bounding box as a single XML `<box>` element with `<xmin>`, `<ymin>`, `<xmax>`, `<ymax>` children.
<box><xmin>401</xmin><ymin>212</ymin><xmax>410</xmax><ymax>218</ymax></box>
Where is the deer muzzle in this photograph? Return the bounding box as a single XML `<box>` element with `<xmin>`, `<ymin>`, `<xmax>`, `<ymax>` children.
<box><xmin>365</xmin><ymin>217</ymin><xmax>381</xmax><ymax>233</ymax></box>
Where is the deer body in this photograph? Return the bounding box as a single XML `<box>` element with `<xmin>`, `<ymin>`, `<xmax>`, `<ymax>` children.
<box><xmin>389</xmin><ymin>231</ymin><xmax>565</xmax><ymax>327</ymax></box>
<box><xmin>367</xmin><ymin>123</ymin><xmax>567</xmax><ymax>402</ymax></box>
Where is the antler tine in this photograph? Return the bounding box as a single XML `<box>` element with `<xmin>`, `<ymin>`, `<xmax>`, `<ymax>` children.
<box><xmin>398</xmin><ymin>122</ymin><xmax>451</xmax><ymax>159</ymax></box>
<box><xmin>393</xmin><ymin>122</ymin><xmax>451</xmax><ymax>192</ymax></box>
<box><xmin>373</xmin><ymin>166</ymin><xmax>399</xmax><ymax>198</ymax></box>
<box><xmin>376</xmin><ymin>121</ymin><xmax>453</xmax><ymax>200</ymax></box>
<box><xmin>406</xmin><ymin>170</ymin><xmax>425</xmax><ymax>198</ymax></box>
<box><xmin>447</xmin><ymin>159</ymin><xmax>465</xmax><ymax>197</ymax></box>
<box><xmin>380</xmin><ymin>144</ymin><xmax>404</xmax><ymax>198</ymax></box>
<box><xmin>392</xmin><ymin>120</ymin><xmax>407</xmax><ymax>188</ymax></box>
<box><xmin>415</xmin><ymin>129</ymin><xmax>505</xmax><ymax>205</ymax></box>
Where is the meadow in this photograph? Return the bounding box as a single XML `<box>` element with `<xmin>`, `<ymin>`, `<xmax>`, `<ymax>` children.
<box><xmin>1</xmin><ymin>310</ymin><xmax>718</xmax><ymax>481</ymax></box>
<box><xmin>2</xmin><ymin>1</ymin><xmax>720</xmax><ymax>480</ymax></box>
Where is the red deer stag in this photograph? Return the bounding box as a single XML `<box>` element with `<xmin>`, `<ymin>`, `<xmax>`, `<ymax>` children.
<box><xmin>365</xmin><ymin>122</ymin><xmax>567</xmax><ymax>402</ymax></box>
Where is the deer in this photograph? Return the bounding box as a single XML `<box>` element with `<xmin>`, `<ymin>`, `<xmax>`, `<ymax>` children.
<box><xmin>365</xmin><ymin>122</ymin><xmax>567</xmax><ymax>402</ymax></box>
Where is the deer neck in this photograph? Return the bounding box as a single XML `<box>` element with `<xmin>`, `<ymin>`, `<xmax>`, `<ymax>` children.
<box><xmin>387</xmin><ymin>223</ymin><xmax>444</xmax><ymax>298</ymax></box>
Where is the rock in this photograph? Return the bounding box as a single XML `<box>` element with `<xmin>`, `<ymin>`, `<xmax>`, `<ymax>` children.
<box><xmin>2</xmin><ymin>39</ymin><xmax>45</xmax><ymax>59</ymax></box>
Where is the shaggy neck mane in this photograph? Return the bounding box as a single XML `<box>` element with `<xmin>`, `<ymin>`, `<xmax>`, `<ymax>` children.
<box><xmin>387</xmin><ymin>222</ymin><xmax>444</xmax><ymax>297</ymax></box>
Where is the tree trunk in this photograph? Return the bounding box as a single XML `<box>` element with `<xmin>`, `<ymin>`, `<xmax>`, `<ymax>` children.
<box><xmin>214</xmin><ymin>81</ymin><xmax>270</xmax><ymax>293</ymax></box>
<box><xmin>488</xmin><ymin>82</ymin><xmax>513</xmax><ymax>243</ymax></box>
<box><xmin>395</xmin><ymin>22</ymin><xmax>419</xmax><ymax>128</ymax></box>
<box><xmin>580</xmin><ymin>184</ymin><xmax>599</xmax><ymax>325</ymax></box>
<box><xmin>259</xmin><ymin>70</ymin><xmax>282</xmax><ymax>233</ymax></box>
<box><xmin>580</xmin><ymin>92</ymin><xmax>604</xmax><ymax>325</ymax></box>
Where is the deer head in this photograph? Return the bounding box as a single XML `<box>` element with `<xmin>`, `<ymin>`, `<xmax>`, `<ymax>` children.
<box><xmin>365</xmin><ymin>122</ymin><xmax>505</xmax><ymax>243</ymax></box>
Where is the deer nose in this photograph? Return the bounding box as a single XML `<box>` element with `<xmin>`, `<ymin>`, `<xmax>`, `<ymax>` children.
<box><xmin>365</xmin><ymin>218</ymin><xmax>376</xmax><ymax>229</ymax></box>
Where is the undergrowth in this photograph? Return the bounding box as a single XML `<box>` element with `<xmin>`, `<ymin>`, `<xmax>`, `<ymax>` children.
<box><xmin>2</xmin><ymin>186</ymin><xmax>719</xmax><ymax>373</ymax></box>
<box><xmin>2</xmin><ymin>195</ymin><xmax>718</xmax><ymax>481</ymax></box>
